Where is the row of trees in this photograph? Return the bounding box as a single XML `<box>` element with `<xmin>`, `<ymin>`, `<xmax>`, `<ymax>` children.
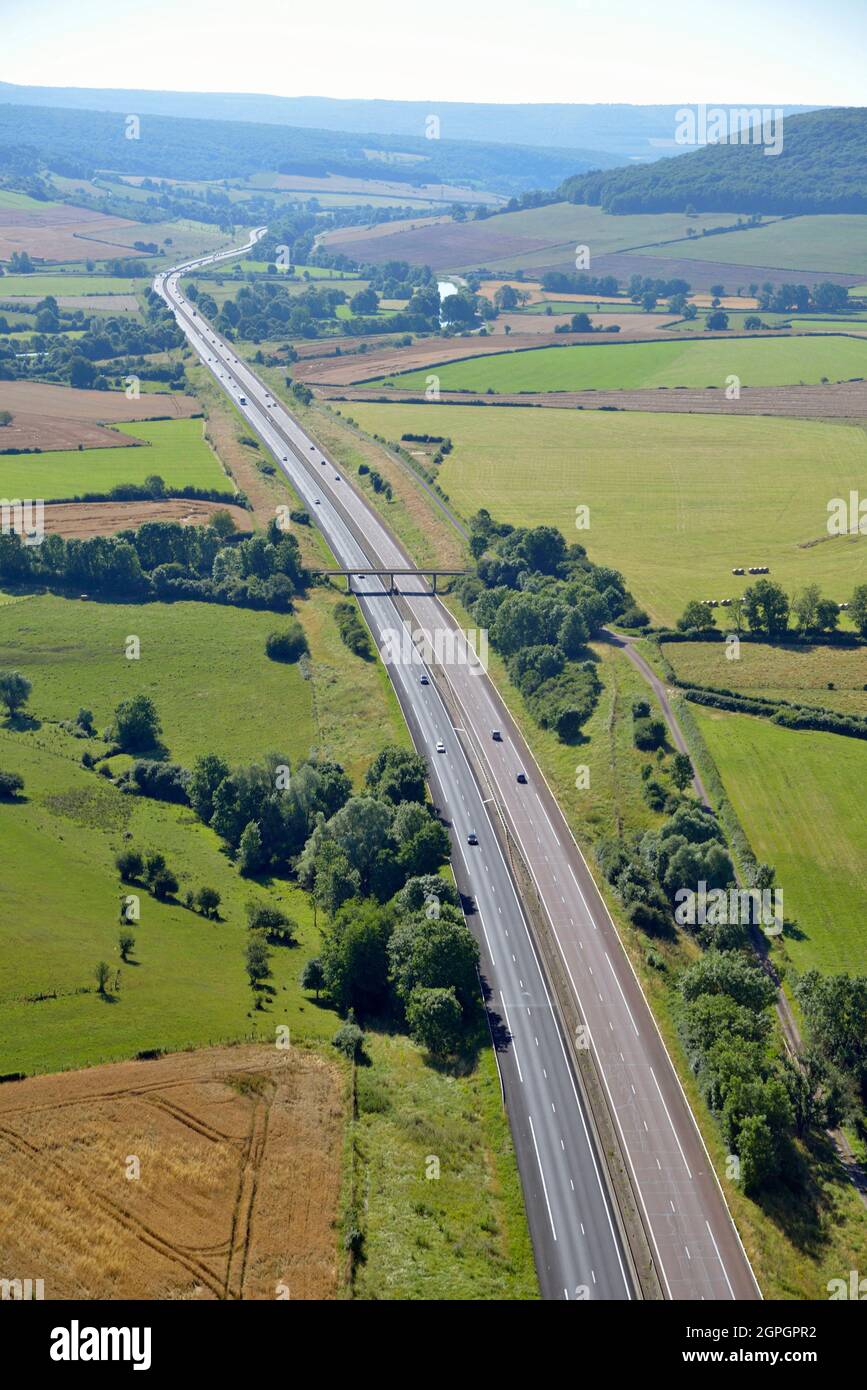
<box><xmin>0</xmin><ymin>516</ymin><xmax>307</xmax><ymax>613</ymax></box>
<box><xmin>679</xmin><ymin>581</ymin><xmax>867</xmax><ymax>638</ymax></box>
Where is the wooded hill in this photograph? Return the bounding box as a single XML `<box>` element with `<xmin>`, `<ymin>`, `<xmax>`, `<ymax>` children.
<box><xmin>559</xmin><ymin>108</ymin><xmax>867</xmax><ymax>215</ymax></box>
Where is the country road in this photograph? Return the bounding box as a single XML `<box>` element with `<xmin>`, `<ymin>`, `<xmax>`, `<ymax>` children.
<box><xmin>156</xmin><ymin>231</ymin><xmax>761</xmax><ymax>1301</ymax></box>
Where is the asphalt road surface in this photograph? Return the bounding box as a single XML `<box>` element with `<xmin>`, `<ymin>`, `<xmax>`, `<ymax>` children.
<box><xmin>156</xmin><ymin>232</ymin><xmax>761</xmax><ymax>1302</ymax></box>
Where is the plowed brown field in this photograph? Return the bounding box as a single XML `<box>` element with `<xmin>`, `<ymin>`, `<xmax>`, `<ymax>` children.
<box><xmin>40</xmin><ymin>499</ymin><xmax>253</xmax><ymax>538</ymax></box>
<box><xmin>0</xmin><ymin>381</ymin><xmax>200</xmax><ymax>452</ymax></box>
<box><xmin>0</xmin><ymin>1044</ymin><xmax>345</xmax><ymax>1300</ymax></box>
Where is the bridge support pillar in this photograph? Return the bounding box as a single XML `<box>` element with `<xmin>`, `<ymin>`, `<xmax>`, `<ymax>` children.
<box><xmin>346</xmin><ymin>573</ymin><xmax>352</xmax><ymax>595</ymax></box>
<box><xmin>432</xmin><ymin>572</ymin><xmax>437</xmax><ymax>593</ymax></box>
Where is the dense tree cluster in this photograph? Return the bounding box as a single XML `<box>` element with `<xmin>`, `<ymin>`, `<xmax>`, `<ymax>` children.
<box><xmin>0</xmin><ymin>516</ymin><xmax>307</xmax><ymax>613</ymax></box>
<box><xmin>0</xmin><ymin>289</ymin><xmax>184</xmax><ymax>386</ymax></box>
<box><xmin>456</xmin><ymin>511</ymin><xmax>645</xmax><ymax>740</ymax></box>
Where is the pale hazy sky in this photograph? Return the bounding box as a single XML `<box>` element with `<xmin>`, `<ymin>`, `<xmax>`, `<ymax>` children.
<box><xmin>3</xmin><ymin>0</ymin><xmax>865</xmax><ymax>106</ymax></box>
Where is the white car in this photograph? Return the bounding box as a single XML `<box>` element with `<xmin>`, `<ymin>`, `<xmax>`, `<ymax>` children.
<box><xmin>435</xmin><ymin>741</ymin><xmax>446</xmax><ymax>753</ymax></box>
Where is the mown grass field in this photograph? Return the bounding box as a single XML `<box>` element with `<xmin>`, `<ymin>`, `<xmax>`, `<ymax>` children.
<box><xmin>0</xmin><ymin>274</ymin><xmax>140</xmax><ymax>297</ymax></box>
<box><xmin>344</xmin><ymin>403</ymin><xmax>867</xmax><ymax>626</ymax></box>
<box><xmin>369</xmin><ymin>334</ymin><xmax>867</xmax><ymax>393</ymax></box>
<box><xmin>663</xmin><ymin>641</ymin><xmax>867</xmax><ymax>716</ymax></box>
<box><xmin>691</xmin><ymin>707</ymin><xmax>867</xmax><ymax>975</ymax></box>
<box><xmin>643</xmin><ymin>214</ymin><xmax>867</xmax><ymax>277</ymax></box>
<box><xmin>0</xmin><ymin>418</ymin><xmax>233</xmax><ymax>499</ymax></box>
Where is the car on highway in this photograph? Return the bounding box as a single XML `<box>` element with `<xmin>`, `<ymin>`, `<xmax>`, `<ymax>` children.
<box><xmin>516</xmin><ymin>771</ymin><xmax>527</xmax><ymax>783</ymax></box>
<box><xmin>419</xmin><ymin>674</ymin><xmax>429</xmax><ymax>685</ymax></box>
<box><xmin>492</xmin><ymin>729</ymin><xmax>502</xmax><ymax>740</ymax></box>
<box><xmin>467</xmin><ymin>831</ymin><xmax>478</xmax><ymax>845</ymax></box>
<box><xmin>314</xmin><ymin>498</ymin><xmax>321</xmax><ymax>505</ymax></box>
<box><xmin>435</xmin><ymin>740</ymin><xmax>446</xmax><ymax>753</ymax></box>
<box><xmin>334</xmin><ymin>475</ymin><xmax>340</xmax><ymax>481</ymax></box>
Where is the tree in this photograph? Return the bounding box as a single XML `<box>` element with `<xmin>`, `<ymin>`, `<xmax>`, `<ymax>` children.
<box><xmin>332</xmin><ymin>1013</ymin><xmax>364</xmax><ymax>1059</ymax></box>
<box><xmin>310</xmin><ymin>839</ymin><xmax>361</xmax><ymax>917</ymax></box>
<box><xmin>737</xmin><ymin>1114</ymin><xmax>778</xmax><ymax>1193</ymax></box>
<box><xmin>814</xmin><ymin>597</ymin><xmax>839</xmax><ymax>632</ymax></box>
<box><xmin>327</xmin><ymin>796</ymin><xmax>394</xmax><ymax>891</ymax></box>
<box><xmin>118</xmin><ymin>929</ymin><xmax>135</xmax><ymax>961</ymax></box>
<box><xmin>494</xmin><ymin>284</ymin><xmax>518</xmax><ymax>310</ymax></box>
<box><xmin>244</xmin><ymin>933</ymin><xmax>272</xmax><ymax>996</ymax></box>
<box><xmin>633</xmin><ymin>716</ymin><xmax>667</xmax><ymax>751</ymax></box>
<box><xmin>208</xmin><ymin>509</ymin><xmax>236</xmax><ymax>540</ymax></box>
<box><xmin>113</xmin><ymin>694</ymin><xmax>161</xmax><ymax>752</ymax></box>
<box><xmin>246</xmin><ymin>900</ymin><xmax>297</xmax><ymax>943</ymax></box>
<box><xmin>571</xmin><ymin>311</ymin><xmax>593</xmax><ymax>331</ymax></box>
<box><xmin>795</xmin><ymin>970</ymin><xmax>867</xmax><ymax>1085</ymax></box>
<box><xmin>558</xmin><ymin>607</ymin><xmax>589</xmax><ymax>658</ymax></box>
<box><xmin>679</xmin><ymin>950</ymin><xmax>776</xmax><ymax>1012</ymax></box>
<box><xmin>389</xmin><ymin>911</ymin><xmax>479</xmax><ymax>1010</ymax></box>
<box><xmin>406</xmin><ymin>986</ymin><xmax>464</xmax><ymax>1058</ymax></box>
<box><xmin>70</xmin><ymin>356</ymin><xmax>96</xmax><ymax>388</ymax></box>
<box><xmin>742</xmin><ymin>579</ymin><xmax>789</xmax><ymax>638</ymax></box>
<box><xmin>116</xmin><ymin>848</ymin><xmax>143</xmax><ymax>882</ymax></box>
<box><xmin>188</xmin><ymin>753</ymin><xmax>230</xmax><ymax>824</ymax></box>
<box><xmin>0</xmin><ymin>670</ymin><xmax>32</xmax><ymax>717</ymax></box>
<box><xmin>300</xmin><ymin>957</ymin><xmax>325</xmax><ymax>999</ymax></box>
<box><xmin>151</xmin><ymin>866</ymin><xmax>178</xmax><ymax>900</ymax></box>
<box><xmin>265</xmin><ymin>624</ymin><xmax>308</xmax><ymax>663</ymax></box>
<box><xmin>95</xmin><ymin>960</ymin><xmax>111</xmax><ymax>995</ymax></box>
<box><xmin>677</xmin><ymin>600</ymin><xmax>714</xmax><ymax>631</ymax></box>
<box><xmin>196</xmin><ymin>885</ymin><xmax>221</xmax><ymax>919</ymax></box>
<box><xmin>321</xmin><ymin>900</ymin><xmax>393</xmax><ymax>1015</ymax></box>
<box><xmin>350</xmin><ymin>287</ymin><xmax>379</xmax><ymax>315</ymax></box>
<box><xmin>791</xmin><ymin>583</ymin><xmax>821</xmax><ymax>632</ymax></box>
<box><xmin>0</xmin><ymin>769</ymin><xmax>24</xmax><ymax>799</ymax></box>
<box><xmin>364</xmin><ymin>747</ymin><xmax>427</xmax><ymax>805</ymax></box>
<box><xmin>850</xmin><ymin>584</ymin><xmax>867</xmax><ymax>637</ymax></box>
<box><xmin>671</xmin><ymin>752</ymin><xmax>693</xmax><ymax>792</ymax></box>
<box><xmin>705</xmin><ymin>310</ymin><xmax>729</xmax><ymax>331</ymax></box>
<box><xmin>238</xmin><ymin>820</ymin><xmax>264</xmax><ymax>875</ymax></box>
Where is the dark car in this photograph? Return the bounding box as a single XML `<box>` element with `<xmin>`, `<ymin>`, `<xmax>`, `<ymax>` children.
<box><xmin>516</xmin><ymin>771</ymin><xmax>527</xmax><ymax>784</ymax></box>
<box><xmin>467</xmin><ymin>831</ymin><xmax>479</xmax><ymax>846</ymax></box>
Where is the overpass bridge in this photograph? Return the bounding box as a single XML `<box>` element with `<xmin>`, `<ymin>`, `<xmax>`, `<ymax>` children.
<box><xmin>316</xmin><ymin>567</ymin><xmax>471</xmax><ymax>595</ymax></box>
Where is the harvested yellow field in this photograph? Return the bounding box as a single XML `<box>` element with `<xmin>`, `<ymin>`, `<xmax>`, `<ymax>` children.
<box><xmin>0</xmin><ymin>1044</ymin><xmax>345</xmax><ymax>1300</ymax></box>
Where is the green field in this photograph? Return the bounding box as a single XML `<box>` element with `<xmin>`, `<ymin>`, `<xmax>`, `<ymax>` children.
<box><xmin>0</xmin><ymin>274</ymin><xmax>140</xmax><ymax>297</ymax></box>
<box><xmin>0</xmin><ymin>585</ymin><xmax>416</xmax><ymax>1074</ymax></box>
<box><xmin>0</xmin><ymin>418</ymin><xmax>232</xmax><ymax>500</ymax></box>
<box><xmin>342</xmin><ymin>403</ymin><xmax>867</xmax><ymax>625</ymax></box>
<box><xmin>370</xmin><ymin>334</ymin><xmax>867</xmax><ymax>393</ymax></box>
<box><xmin>643</xmin><ymin>215</ymin><xmax>867</xmax><ymax>277</ymax></box>
<box><xmin>692</xmin><ymin>707</ymin><xmax>867</xmax><ymax>974</ymax></box>
<box><xmin>444</xmin><ymin>202</ymin><xmax>749</xmax><ymax>274</ymax></box>
<box><xmin>0</xmin><ymin>190</ymin><xmax>65</xmax><ymax>213</ymax></box>
<box><xmin>663</xmin><ymin>641</ymin><xmax>867</xmax><ymax>716</ymax></box>
<box><xmin>521</xmin><ymin>299</ymin><xmax>648</xmax><ymax>315</ymax></box>
<box><xmin>0</xmin><ymin>595</ymin><xmax>316</xmax><ymax>768</ymax></box>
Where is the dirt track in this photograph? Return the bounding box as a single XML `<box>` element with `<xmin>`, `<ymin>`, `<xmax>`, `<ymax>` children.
<box><xmin>0</xmin><ymin>1044</ymin><xmax>344</xmax><ymax>1300</ymax></box>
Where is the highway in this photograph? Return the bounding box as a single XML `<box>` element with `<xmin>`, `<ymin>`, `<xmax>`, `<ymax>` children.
<box><xmin>155</xmin><ymin>231</ymin><xmax>760</xmax><ymax>1302</ymax></box>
